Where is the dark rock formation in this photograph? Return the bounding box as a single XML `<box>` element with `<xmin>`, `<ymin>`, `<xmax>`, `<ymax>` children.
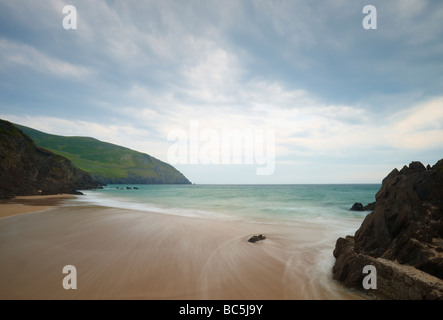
<box><xmin>350</xmin><ymin>202</ymin><xmax>364</xmax><ymax>211</ymax></box>
<box><xmin>0</xmin><ymin>119</ymin><xmax>101</xmax><ymax>199</ymax></box>
<box><xmin>248</xmin><ymin>234</ymin><xmax>266</xmax><ymax>243</ymax></box>
<box><xmin>333</xmin><ymin>160</ymin><xmax>443</xmax><ymax>299</ymax></box>
<box><xmin>350</xmin><ymin>202</ymin><xmax>375</xmax><ymax>211</ymax></box>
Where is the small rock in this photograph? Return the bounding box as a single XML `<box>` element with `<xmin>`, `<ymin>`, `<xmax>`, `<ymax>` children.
<box><xmin>248</xmin><ymin>234</ymin><xmax>266</xmax><ymax>243</ymax></box>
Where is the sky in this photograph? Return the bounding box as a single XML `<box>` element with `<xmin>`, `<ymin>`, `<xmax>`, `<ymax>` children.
<box><xmin>0</xmin><ymin>0</ymin><xmax>442</xmax><ymax>184</ymax></box>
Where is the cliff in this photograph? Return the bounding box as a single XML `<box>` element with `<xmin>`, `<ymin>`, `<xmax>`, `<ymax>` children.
<box><xmin>332</xmin><ymin>160</ymin><xmax>443</xmax><ymax>299</ymax></box>
<box><xmin>0</xmin><ymin>120</ymin><xmax>101</xmax><ymax>199</ymax></box>
<box><xmin>16</xmin><ymin>124</ymin><xmax>191</xmax><ymax>185</ymax></box>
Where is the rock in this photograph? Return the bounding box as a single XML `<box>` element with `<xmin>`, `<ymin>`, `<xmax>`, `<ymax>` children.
<box><xmin>401</xmin><ymin>161</ymin><xmax>426</xmax><ymax>173</ymax></box>
<box><xmin>350</xmin><ymin>202</ymin><xmax>364</xmax><ymax>211</ymax></box>
<box><xmin>248</xmin><ymin>234</ymin><xmax>266</xmax><ymax>243</ymax></box>
<box><xmin>0</xmin><ymin>119</ymin><xmax>101</xmax><ymax>199</ymax></box>
<box><xmin>126</xmin><ymin>187</ymin><xmax>132</xmax><ymax>190</ymax></box>
<box><xmin>363</xmin><ymin>202</ymin><xmax>375</xmax><ymax>211</ymax></box>
<box><xmin>332</xmin><ymin>159</ymin><xmax>443</xmax><ymax>299</ymax></box>
<box><xmin>350</xmin><ymin>202</ymin><xmax>375</xmax><ymax>211</ymax></box>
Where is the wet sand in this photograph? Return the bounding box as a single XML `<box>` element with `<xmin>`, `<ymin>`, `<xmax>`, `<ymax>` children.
<box><xmin>0</xmin><ymin>194</ymin><xmax>75</xmax><ymax>219</ymax></box>
<box><xmin>0</xmin><ymin>198</ymin><xmax>368</xmax><ymax>300</ymax></box>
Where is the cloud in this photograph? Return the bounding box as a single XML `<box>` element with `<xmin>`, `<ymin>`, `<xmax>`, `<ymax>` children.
<box><xmin>0</xmin><ymin>38</ymin><xmax>92</xmax><ymax>78</ymax></box>
<box><xmin>108</xmin><ymin>71</ymin><xmax>443</xmax><ymax>165</ymax></box>
<box><xmin>1</xmin><ymin>1</ymin><xmax>442</xmax><ymax>183</ymax></box>
<box><xmin>385</xmin><ymin>97</ymin><xmax>443</xmax><ymax>150</ymax></box>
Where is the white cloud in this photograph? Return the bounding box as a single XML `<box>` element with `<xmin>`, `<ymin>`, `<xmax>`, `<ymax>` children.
<box><xmin>181</xmin><ymin>45</ymin><xmax>242</xmax><ymax>104</ymax></box>
<box><xmin>0</xmin><ymin>38</ymin><xmax>92</xmax><ymax>78</ymax></box>
<box><xmin>385</xmin><ymin>97</ymin><xmax>443</xmax><ymax>150</ymax></box>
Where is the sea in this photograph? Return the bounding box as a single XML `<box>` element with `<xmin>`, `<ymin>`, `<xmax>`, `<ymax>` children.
<box><xmin>71</xmin><ymin>184</ymin><xmax>382</xmax><ymax>299</ymax></box>
<box><xmin>78</xmin><ymin>184</ymin><xmax>379</xmax><ymax>234</ymax></box>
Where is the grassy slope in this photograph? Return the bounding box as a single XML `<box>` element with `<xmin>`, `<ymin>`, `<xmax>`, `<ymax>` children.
<box><xmin>16</xmin><ymin>124</ymin><xmax>191</xmax><ymax>184</ymax></box>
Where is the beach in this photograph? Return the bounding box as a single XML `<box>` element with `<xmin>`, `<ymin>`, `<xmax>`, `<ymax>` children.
<box><xmin>0</xmin><ymin>194</ymin><xmax>369</xmax><ymax>300</ymax></box>
<box><xmin>0</xmin><ymin>194</ymin><xmax>76</xmax><ymax>219</ymax></box>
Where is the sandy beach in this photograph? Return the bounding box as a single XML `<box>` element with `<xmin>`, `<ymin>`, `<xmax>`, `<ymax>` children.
<box><xmin>0</xmin><ymin>194</ymin><xmax>76</xmax><ymax>219</ymax></box>
<box><xmin>0</xmin><ymin>196</ymin><xmax>368</xmax><ymax>300</ymax></box>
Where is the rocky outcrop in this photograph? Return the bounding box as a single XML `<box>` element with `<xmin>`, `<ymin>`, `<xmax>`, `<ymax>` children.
<box><xmin>0</xmin><ymin>120</ymin><xmax>101</xmax><ymax>199</ymax></box>
<box><xmin>332</xmin><ymin>160</ymin><xmax>443</xmax><ymax>299</ymax></box>
<box><xmin>350</xmin><ymin>202</ymin><xmax>375</xmax><ymax>211</ymax></box>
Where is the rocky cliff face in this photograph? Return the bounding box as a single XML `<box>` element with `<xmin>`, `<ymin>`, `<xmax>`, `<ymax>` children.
<box><xmin>0</xmin><ymin>120</ymin><xmax>101</xmax><ymax>199</ymax></box>
<box><xmin>332</xmin><ymin>160</ymin><xmax>443</xmax><ymax>299</ymax></box>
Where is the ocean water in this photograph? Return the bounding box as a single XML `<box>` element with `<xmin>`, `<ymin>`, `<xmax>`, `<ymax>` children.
<box><xmin>79</xmin><ymin>184</ymin><xmax>380</xmax><ymax>231</ymax></box>
<box><xmin>71</xmin><ymin>184</ymin><xmax>381</xmax><ymax>299</ymax></box>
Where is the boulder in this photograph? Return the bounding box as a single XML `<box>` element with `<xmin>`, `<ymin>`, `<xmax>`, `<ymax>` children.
<box><xmin>333</xmin><ymin>160</ymin><xmax>443</xmax><ymax>299</ymax></box>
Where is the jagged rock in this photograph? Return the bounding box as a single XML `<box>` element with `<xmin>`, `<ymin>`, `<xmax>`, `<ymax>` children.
<box><xmin>248</xmin><ymin>234</ymin><xmax>266</xmax><ymax>243</ymax></box>
<box><xmin>0</xmin><ymin>119</ymin><xmax>101</xmax><ymax>199</ymax></box>
<box><xmin>333</xmin><ymin>159</ymin><xmax>443</xmax><ymax>299</ymax></box>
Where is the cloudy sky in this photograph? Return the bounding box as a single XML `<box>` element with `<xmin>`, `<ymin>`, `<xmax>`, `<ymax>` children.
<box><xmin>0</xmin><ymin>0</ymin><xmax>442</xmax><ymax>184</ymax></box>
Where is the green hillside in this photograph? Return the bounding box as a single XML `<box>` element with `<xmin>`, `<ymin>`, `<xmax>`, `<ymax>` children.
<box><xmin>15</xmin><ymin>124</ymin><xmax>191</xmax><ymax>185</ymax></box>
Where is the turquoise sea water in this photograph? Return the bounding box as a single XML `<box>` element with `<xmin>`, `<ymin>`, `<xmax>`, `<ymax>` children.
<box><xmin>80</xmin><ymin>184</ymin><xmax>380</xmax><ymax>228</ymax></box>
